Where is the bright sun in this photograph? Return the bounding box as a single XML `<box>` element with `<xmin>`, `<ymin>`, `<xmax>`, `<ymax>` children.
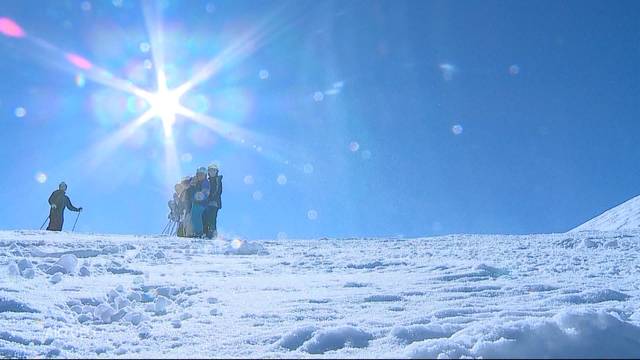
<box><xmin>148</xmin><ymin>88</ymin><xmax>182</xmax><ymax>138</ymax></box>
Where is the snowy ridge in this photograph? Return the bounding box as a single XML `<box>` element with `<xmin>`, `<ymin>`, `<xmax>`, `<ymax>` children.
<box><xmin>1</xmin><ymin>230</ymin><xmax>640</xmax><ymax>357</ymax></box>
<box><xmin>572</xmin><ymin>194</ymin><xmax>640</xmax><ymax>232</ymax></box>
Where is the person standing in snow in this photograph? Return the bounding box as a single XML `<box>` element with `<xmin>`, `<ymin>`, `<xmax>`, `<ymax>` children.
<box><xmin>203</xmin><ymin>164</ymin><xmax>223</xmax><ymax>239</ymax></box>
<box><xmin>46</xmin><ymin>182</ymin><xmax>82</xmax><ymax>231</ymax></box>
<box><xmin>176</xmin><ymin>176</ymin><xmax>193</xmax><ymax>237</ymax></box>
<box><xmin>189</xmin><ymin>168</ymin><xmax>210</xmax><ymax>237</ymax></box>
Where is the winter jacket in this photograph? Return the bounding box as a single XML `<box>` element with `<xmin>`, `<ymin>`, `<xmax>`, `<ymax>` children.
<box><xmin>48</xmin><ymin>190</ymin><xmax>80</xmax><ymax>212</ymax></box>
<box><xmin>192</xmin><ymin>178</ymin><xmax>210</xmax><ymax>206</ymax></box>
<box><xmin>207</xmin><ymin>175</ymin><xmax>223</xmax><ymax>209</ymax></box>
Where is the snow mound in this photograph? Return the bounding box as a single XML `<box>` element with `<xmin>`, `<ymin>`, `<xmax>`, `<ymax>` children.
<box><xmin>572</xmin><ymin>194</ymin><xmax>640</xmax><ymax>232</ymax></box>
<box><xmin>276</xmin><ymin>325</ymin><xmax>319</xmax><ymax>350</ymax></box>
<box><xmin>224</xmin><ymin>240</ymin><xmax>268</xmax><ymax>255</ymax></box>
<box><xmin>299</xmin><ymin>326</ymin><xmax>373</xmax><ymax>354</ymax></box>
<box><xmin>405</xmin><ymin>309</ymin><xmax>640</xmax><ymax>358</ymax></box>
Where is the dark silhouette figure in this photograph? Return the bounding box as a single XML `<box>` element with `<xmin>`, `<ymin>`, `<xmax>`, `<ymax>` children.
<box><xmin>47</xmin><ymin>182</ymin><xmax>82</xmax><ymax>231</ymax></box>
<box><xmin>203</xmin><ymin>164</ymin><xmax>223</xmax><ymax>239</ymax></box>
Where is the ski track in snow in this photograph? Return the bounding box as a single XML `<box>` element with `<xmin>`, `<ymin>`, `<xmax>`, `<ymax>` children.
<box><xmin>1</xmin><ymin>230</ymin><xmax>640</xmax><ymax>358</ymax></box>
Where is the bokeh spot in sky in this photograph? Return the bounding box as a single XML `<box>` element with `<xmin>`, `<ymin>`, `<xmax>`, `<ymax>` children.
<box><xmin>14</xmin><ymin>107</ymin><xmax>26</xmax><ymax>118</ymax></box>
<box><xmin>276</xmin><ymin>174</ymin><xmax>287</xmax><ymax>185</ymax></box>
<box><xmin>34</xmin><ymin>172</ymin><xmax>47</xmax><ymax>184</ymax></box>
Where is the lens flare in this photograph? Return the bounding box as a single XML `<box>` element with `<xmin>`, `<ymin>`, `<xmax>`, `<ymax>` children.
<box><xmin>14</xmin><ymin>107</ymin><xmax>27</xmax><ymax>118</ymax></box>
<box><xmin>303</xmin><ymin>163</ymin><xmax>314</xmax><ymax>174</ymax></box>
<box><xmin>0</xmin><ymin>18</ymin><xmax>26</xmax><ymax>38</ymax></box>
<box><xmin>34</xmin><ymin>172</ymin><xmax>47</xmax><ymax>184</ymax></box>
<box><xmin>276</xmin><ymin>174</ymin><xmax>287</xmax><ymax>185</ymax></box>
<box><xmin>66</xmin><ymin>53</ymin><xmax>93</xmax><ymax>70</ymax></box>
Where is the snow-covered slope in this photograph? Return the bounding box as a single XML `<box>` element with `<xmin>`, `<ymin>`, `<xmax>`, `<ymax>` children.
<box><xmin>2</xmin><ymin>230</ymin><xmax>640</xmax><ymax>358</ymax></box>
<box><xmin>572</xmin><ymin>194</ymin><xmax>640</xmax><ymax>232</ymax></box>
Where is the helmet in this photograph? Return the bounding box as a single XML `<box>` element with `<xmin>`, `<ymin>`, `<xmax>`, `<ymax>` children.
<box><xmin>208</xmin><ymin>163</ymin><xmax>219</xmax><ymax>171</ymax></box>
<box><xmin>196</xmin><ymin>167</ymin><xmax>206</xmax><ymax>174</ymax></box>
<box><xmin>59</xmin><ymin>182</ymin><xmax>67</xmax><ymax>190</ymax></box>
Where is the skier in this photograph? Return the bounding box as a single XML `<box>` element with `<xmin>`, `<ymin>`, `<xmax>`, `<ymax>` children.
<box><xmin>46</xmin><ymin>182</ymin><xmax>82</xmax><ymax>231</ymax></box>
<box><xmin>189</xmin><ymin>168</ymin><xmax>210</xmax><ymax>237</ymax></box>
<box><xmin>203</xmin><ymin>164</ymin><xmax>223</xmax><ymax>239</ymax></box>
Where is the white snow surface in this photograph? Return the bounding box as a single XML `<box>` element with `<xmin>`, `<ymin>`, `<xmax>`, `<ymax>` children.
<box><xmin>572</xmin><ymin>194</ymin><xmax>640</xmax><ymax>232</ymax></box>
<box><xmin>1</xmin><ymin>230</ymin><xmax>640</xmax><ymax>358</ymax></box>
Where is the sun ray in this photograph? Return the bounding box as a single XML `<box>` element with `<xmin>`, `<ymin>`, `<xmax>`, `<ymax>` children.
<box><xmin>25</xmin><ymin>36</ymin><xmax>151</xmax><ymax>99</ymax></box>
<box><xmin>162</xmin><ymin>133</ymin><xmax>181</xmax><ymax>197</ymax></box>
<box><xmin>175</xmin><ymin>4</ymin><xmax>299</xmax><ymax>97</ymax></box>
<box><xmin>87</xmin><ymin>109</ymin><xmax>156</xmax><ymax>169</ymax></box>
<box><xmin>142</xmin><ymin>0</ymin><xmax>167</xmax><ymax>90</ymax></box>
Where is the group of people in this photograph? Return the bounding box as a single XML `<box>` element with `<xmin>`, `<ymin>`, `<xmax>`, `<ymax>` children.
<box><xmin>44</xmin><ymin>164</ymin><xmax>222</xmax><ymax>238</ymax></box>
<box><xmin>167</xmin><ymin>163</ymin><xmax>223</xmax><ymax>238</ymax></box>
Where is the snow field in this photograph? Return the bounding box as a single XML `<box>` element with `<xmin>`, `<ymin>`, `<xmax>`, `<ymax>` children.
<box><xmin>0</xmin><ymin>230</ymin><xmax>640</xmax><ymax>357</ymax></box>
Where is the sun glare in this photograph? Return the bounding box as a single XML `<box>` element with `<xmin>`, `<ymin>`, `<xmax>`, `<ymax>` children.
<box><xmin>148</xmin><ymin>88</ymin><xmax>182</xmax><ymax>138</ymax></box>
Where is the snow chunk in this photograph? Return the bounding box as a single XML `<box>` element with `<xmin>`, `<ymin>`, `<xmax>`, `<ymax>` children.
<box><xmin>21</xmin><ymin>268</ymin><xmax>34</xmax><ymax>279</ymax></box>
<box><xmin>94</xmin><ymin>304</ymin><xmax>116</xmax><ymax>324</ymax></box>
<box><xmin>152</xmin><ymin>296</ymin><xmax>171</xmax><ymax>315</ymax></box>
<box><xmin>78</xmin><ymin>266</ymin><xmax>90</xmax><ymax>277</ymax></box>
<box><xmin>390</xmin><ymin>324</ymin><xmax>459</xmax><ymax>344</ymax></box>
<box><xmin>224</xmin><ymin>240</ymin><xmax>268</xmax><ymax>255</ymax></box>
<box><xmin>7</xmin><ymin>261</ymin><xmax>20</xmax><ymax>276</ymax></box>
<box><xmin>604</xmin><ymin>239</ymin><xmax>619</xmax><ymax>248</ymax></box>
<box><xmin>49</xmin><ymin>273</ymin><xmax>63</xmax><ymax>284</ymax></box>
<box><xmin>127</xmin><ymin>292</ymin><xmax>142</xmax><ymax>303</ymax></box>
<box><xmin>124</xmin><ymin>311</ymin><xmax>144</xmax><ymax>326</ymax></box>
<box><xmin>300</xmin><ymin>326</ymin><xmax>373</xmax><ymax>354</ymax></box>
<box><xmin>474</xmin><ymin>263</ymin><xmax>510</xmax><ymax>277</ymax></box>
<box><xmin>17</xmin><ymin>259</ymin><xmax>32</xmax><ymax>273</ymax></box>
<box><xmin>156</xmin><ymin>286</ymin><xmax>176</xmax><ymax>298</ymax></box>
<box><xmin>138</xmin><ymin>325</ymin><xmax>151</xmax><ymax>339</ymax></box>
<box><xmin>111</xmin><ymin>308</ymin><xmax>128</xmax><ymax>322</ymax></box>
<box><xmin>276</xmin><ymin>325</ymin><xmax>318</xmax><ymax>350</ymax></box>
<box><xmin>55</xmin><ymin>254</ymin><xmax>78</xmax><ymax>274</ymax></box>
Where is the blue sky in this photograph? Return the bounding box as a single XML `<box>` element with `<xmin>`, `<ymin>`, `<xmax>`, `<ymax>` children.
<box><xmin>0</xmin><ymin>0</ymin><xmax>639</xmax><ymax>238</ymax></box>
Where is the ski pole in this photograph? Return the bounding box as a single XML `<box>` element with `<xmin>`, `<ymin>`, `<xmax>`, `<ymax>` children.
<box><xmin>39</xmin><ymin>215</ymin><xmax>50</xmax><ymax>230</ymax></box>
<box><xmin>72</xmin><ymin>211</ymin><xmax>81</xmax><ymax>232</ymax></box>
<box><xmin>162</xmin><ymin>220</ymin><xmax>171</xmax><ymax>235</ymax></box>
<box><xmin>171</xmin><ymin>221</ymin><xmax>178</xmax><ymax>236</ymax></box>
